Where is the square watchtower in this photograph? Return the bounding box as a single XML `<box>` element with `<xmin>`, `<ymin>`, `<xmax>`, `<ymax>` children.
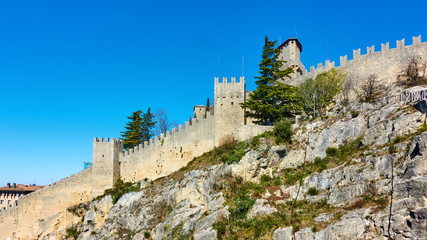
<box><xmin>92</xmin><ymin>138</ymin><xmax>123</xmax><ymax>196</ymax></box>
<box><xmin>277</xmin><ymin>38</ymin><xmax>305</xmax><ymax>76</ymax></box>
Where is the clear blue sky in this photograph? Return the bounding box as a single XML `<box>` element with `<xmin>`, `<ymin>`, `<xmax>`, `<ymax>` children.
<box><xmin>1</xmin><ymin>0</ymin><xmax>426</xmax><ymax>186</ymax></box>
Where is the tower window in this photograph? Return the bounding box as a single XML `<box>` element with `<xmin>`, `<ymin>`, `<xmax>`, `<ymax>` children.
<box><xmin>231</xmin><ymin>102</ymin><xmax>234</xmax><ymax>105</ymax></box>
<box><xmin>102</xmin><ymin>155</ymin><xmax>104</xmax><ymax>157</ymax></box>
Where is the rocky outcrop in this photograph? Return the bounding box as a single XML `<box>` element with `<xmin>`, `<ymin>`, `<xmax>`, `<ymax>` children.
<box><xmin>39</xmin><ymin>92</ymin><xmax>427</xmax><ymax>240</ymax></box>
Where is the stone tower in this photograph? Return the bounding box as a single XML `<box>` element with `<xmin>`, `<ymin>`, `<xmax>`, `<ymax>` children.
<box><xmin>214</xmin><ymin>77</ymin><xmax>245</xmax><ymax>146</ymax></box>
<box><xmin>92</xmin><ymin>138</ymin><xmax>123</xmax><ymax>196</ymax></box>
<box><xmin>277</xmin><ymin>38</ymin><xmax>305</xmax><ymax>77</ymax></box>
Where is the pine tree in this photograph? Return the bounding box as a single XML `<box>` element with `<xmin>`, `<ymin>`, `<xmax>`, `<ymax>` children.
<box><xmin>121</xmin><ymin>110</ymin><xmax>143</xmax><ymax>150</ymax></box>
<box><xmin>141</xmin><ymin>107</ymin><xmax>156</xmax><ymax>142</ymax></box>
<box><xmin>241</xmin><ymin>36</ymin><xmax>301</xmax><ymax>125</ymax></box>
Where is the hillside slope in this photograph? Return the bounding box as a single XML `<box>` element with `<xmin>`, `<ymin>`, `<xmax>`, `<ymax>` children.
<box><xmin>42</xmin><ymin>86</ymin><xmax>427</xmax><ymax>240</ymax></box>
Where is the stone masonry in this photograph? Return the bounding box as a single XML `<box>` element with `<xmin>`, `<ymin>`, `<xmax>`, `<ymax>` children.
<box><xmin>1</xmin><ymin>35</ymin><xmax>426</xmax><ymax>239</ymax></box>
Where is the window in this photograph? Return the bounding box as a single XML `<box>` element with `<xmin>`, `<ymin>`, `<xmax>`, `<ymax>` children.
<box><xmin>1</xmin><ymin>200</ymin><xmax>3</xmax><ymax>204</ymax></box>
<box><xmin>231</xmin><ymin>102</ymin><xmax>234</xmax><ymax>105</ymax></box>
<box><xmin>8</xmin><ymin>200</ymin><xmax>11</xmax><ymax>205</ymax></box>
<box><xmin>15</xmin><ymin>201</ymin><xmax>18</xmax><ymax>206</ymax></box>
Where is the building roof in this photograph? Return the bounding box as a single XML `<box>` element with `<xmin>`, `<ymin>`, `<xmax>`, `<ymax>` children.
<box><xmin>0</xmin><ymin>184</ymin><xmax>44</xmax><ymax>192</ymax></box>
<box><xmin>193</xmin><ymin>105</ymin><xmax>206</xmax><ymax>111</ymax></box>
<box><xmin>277</xmin><ymin>38</ymin><xmax>302</xmax><ymax>52</ymax></box>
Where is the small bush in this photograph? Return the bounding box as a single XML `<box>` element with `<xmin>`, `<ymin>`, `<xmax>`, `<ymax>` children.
<box><xmin>351</xmin><ymin>110</ymin><xmax>359</xmax><ymax>118</ymax></box>
<box><xmin>362</xmin><ymin>74</ymin><xmax>378</xmax><ymax>102</ymax></box>
<box><xmin>170</xmin><ymin>222</ymin><xmax>185</xmax><ymax>239</ymax></box>
<box><xmin>220</xmin><ymin>141</ymin><xmax>248</xmax><ymax>165</ymax></box>
<box><xmin>373</xmin><ymin>196</ymin><xmax>388</xmax><ymax>211</ymax></box>
<box><xmin>95</xmin><ymin>179</ymin><xmax>141</xmax><ymax>204</ymax></box>
<box><xmin>314</xmin><ymin>157</ymin><xmax>328</xmax><ymax>171</ymax></box>
<box><xmin>260</xmin><ymin>174</ymin><xmax>273</xmax><ymax>185</ymax></box>
<box><xmin>273</xmin><ymin>119</ymin><xmax>293</xmax><ymax>144</ymax></box>
<box><xmin>144</xmin><ymin>231</ymin><xmax>150</xmax><ymax>238</ymax></box>
<box><xmin>307</xmin><ymin>187</ymin><xmax>319</xmax><ymax>196</ymax></box>
<box><xmin>65</xmin><ymin>227</ymin><xmax>81</xmax><ymax>240</ymax></box>
<box><xmin>229</xmin><ymin>191</ymin><xmax>256</xmax><ymax>220</ymax></box>
<box><xmin>325</xmin><ymin>147</ymin><xmax>338</xmax><ymax>156</ymax></box>
<box><xmin>398</xmin><ymin>56</ymin><xmax>427</xmax><ymax>86</ymax></box>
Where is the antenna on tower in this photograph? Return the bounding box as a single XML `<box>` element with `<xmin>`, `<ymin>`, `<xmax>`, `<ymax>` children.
<box><xmin>217</xmin><ymin>56</ymin><xmax>220</xmax><ymax>77</ymax></box>
<box><xmin>242</xmin><ymin>56</ymin><xmax>244</xmax><ymax>76</ymax></box>
<box><xmin>327</xmin><ymin>40</ymin><xmax>329</xmax><ymax>60</ymax></box>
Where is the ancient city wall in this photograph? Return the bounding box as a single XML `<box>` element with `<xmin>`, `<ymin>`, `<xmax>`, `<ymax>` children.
<box><xmin>287</xmin><ymin>36</ymin><xmax>427</xmax><ymax>87</ymax></box>
<box><xmin>120</xmin><ymin>112</ymin><xmax>215</xmax><ymax>182</ymax></box>
<box><xmin>0</xmin><ymin>167</ymin><xmax>93</xmax><ymax>239</ymax></box>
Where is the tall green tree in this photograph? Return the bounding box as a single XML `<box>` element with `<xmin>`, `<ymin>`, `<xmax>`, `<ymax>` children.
<box><xmin>121</xmin><ymin>110</ymin><xmax>143</xmax><ymax>150</ymax></box>
<box><xmin>241</xmin><ymin>36</ymin><xmax>301</xmax><ymax>125</ymax></box>
<box><xmin>141</xmin><ymin>107</ymin><xmax>156</xmax><ymax>142</ymax></box>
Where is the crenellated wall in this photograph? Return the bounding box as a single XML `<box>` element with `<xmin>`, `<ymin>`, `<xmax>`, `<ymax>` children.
<box><xmin>286</xmin><ymin>36</ymin><xmax>427</xmax><ymax>86</ymax></box>
<box><xmin>0</xmin><ymin>167</ymin><xmax>93</xmax><ymax>239</ymax></box>
<box><xmin>4</xmin><ymin>36</ymin><xmax>422</xmax><ymax>239</ymax></box>
<box><xmin>120</xmin><ymin>112</ymin><xmax>216</xmax><ymax>182</ymax></box>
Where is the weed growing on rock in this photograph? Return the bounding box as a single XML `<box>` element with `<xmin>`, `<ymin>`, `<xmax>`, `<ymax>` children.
<box><xmin>279</xmin><ymin>137</ymin><xmax>365</xmax><ymax>187</ymax></box>
<box><xmin>65</xmin><ymin>226</ymin><xmax>81</xmax><ymax>240</ymax></box>
<box><xmin>307</xmin><ymin>187</ymin><xmax>319</xmax><ymax>196</ymax></box>
<box><xmin>94</xmin><ymin>179</ymin><xmax>141</xmax><ymax>204</ymax></box>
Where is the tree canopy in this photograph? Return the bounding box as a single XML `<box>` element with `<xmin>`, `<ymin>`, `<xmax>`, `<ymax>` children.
<box><xmin>121</xmin><ymin>108</ymin><xmax>157</xmax><ymax>150</ymax></box>
<box><xmin>241</xmin><ymin>36</ymin><xmax>301</xmax><ymax>125</ymax></box>
<box><xmin>141</xmin><ymin>107</ymin><xmax>156</xmax><ymax>143</ymax></box>
<box><xmin>121</xmin><ymin>110</ymin><xmax>143</xmax><ymax>150</ymax></box>
<box><xmin>299</xmin><ymin>68</ymin><xmax>345</xmax><ymax>116</ymax></box>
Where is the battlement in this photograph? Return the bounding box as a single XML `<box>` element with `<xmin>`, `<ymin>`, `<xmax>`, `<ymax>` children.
<box><xmin>287</xmin><ymin>35</ymin><xmax>426</xmax><ymax>86</ymax></box>
<box><xmin>123</xmin><ymin>111</ymin><xmax>213</xmax><ymax>157</ymax></box>
<box><xmin>93</xmin><ymin>137</ymin><xmax>123</xmax><ymax>143</ymax></box>
<box><xmin>214</xmin><ymin>76</ymin><xmax>245</xmax><ymax>84</ymax></box>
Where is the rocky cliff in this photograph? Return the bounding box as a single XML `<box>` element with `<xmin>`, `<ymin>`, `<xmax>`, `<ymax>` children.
<box><xmin>40</xmin><ymin>86</ymin><xmax>426</xmax><ymax>240</ymax></box>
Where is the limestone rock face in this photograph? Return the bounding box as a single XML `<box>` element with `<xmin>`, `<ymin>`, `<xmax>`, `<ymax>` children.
<box><xmin>45</xmin><ymin>96</ymin><xmax>426</xmax><ymax>240</ymax></box>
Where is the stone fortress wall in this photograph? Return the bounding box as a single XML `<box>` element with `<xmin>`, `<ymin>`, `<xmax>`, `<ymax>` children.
<box><xmin>286</xmin><ymin>36</ymin><xmax>427</xmax><ymax>88</ymax></box>
<box><xmin>0</xmin><ymin>75</ymin><xmax>271</xmax><ymax>239</ymax></box>
<box><xmin>120</xmin><ymin>111</ymin><xmax>216</xmax><ymax>182</ymax></box>
<box><xmin>2</xmin><ymin>36</ymin><xmax>426</xmax><ymax>239</ymax></box>
<box><xmin>120</xmin><ymin>76</ymin><xmax>271</xmax><ymax>182</ymax></box>
<box><xmin>0</xmin><ymin>167</ymin><xmax>93</xmax><ymax>239</ymax></box>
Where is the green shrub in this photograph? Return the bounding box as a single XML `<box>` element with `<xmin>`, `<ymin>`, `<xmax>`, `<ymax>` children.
<box><xmin>144</xmin><ymin>231</ymin><xmax>150</xmax><ymax>238</ymax></box>
<box><xmin>229</xmin><ymin>191</ymin><xmax>256</xmax><ymax>220</ymax></box>
<box><xmin>170</xmin><ymin>222</ymin><xmax>185</xmax><ymax>239</ymax></box>
<box><xmin>65</xmin><ymin>227</ymin><xmax>81</xmax><ymax>239</ymax></box>
<box><xmin>326</xmin><ymin>147</ymin><xmax>338</xmax><ymax>156</ymax></box>
<box><xmin>96</xmin><ymin>179</ymin><xmax>141</xmax><ymax>204</ymax></box>
<box><xmin>314</xmin><ymin>157</ymin><xmax>328</xmax><ymax>171</ymax></box>
<box><xmin>220</xmin><ymin>141</ymin><xmax>248</xmax><ymax>165</ymax></box>
<box><xmin>351</xmin><ymin>110</ymin><xmax>359</xmax><ymax>118</ymax></box>
<box><xmin>273</xmin><ymin>119</ymin><xmax>293</xmax><ymax>144</ymax></box>
<box><xmin>307</xmin><ymin>187</ymin><xmax>319</xmax><ymax>196</ymax></box>
<box><xmin>260</xmin><ymin>174</ymin><xmax>273</xmax><ymax>184</ymax></box>
<box><xmin>212</xmin><ymin>220</ymin><xmax>227</xmax><ymax>239</ymax></box>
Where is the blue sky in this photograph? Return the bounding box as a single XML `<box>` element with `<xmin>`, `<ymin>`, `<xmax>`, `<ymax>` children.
<box><xmin>1</xmin><ymin>0</ymin><xmax>426</xmax><ymax>186</ymax></box>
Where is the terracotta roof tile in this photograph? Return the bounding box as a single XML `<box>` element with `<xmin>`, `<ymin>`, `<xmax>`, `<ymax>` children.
<box><xmin>0</xmin><ymin>184</ymin><xmax>44</xmax><ymax>192</ymax></box>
